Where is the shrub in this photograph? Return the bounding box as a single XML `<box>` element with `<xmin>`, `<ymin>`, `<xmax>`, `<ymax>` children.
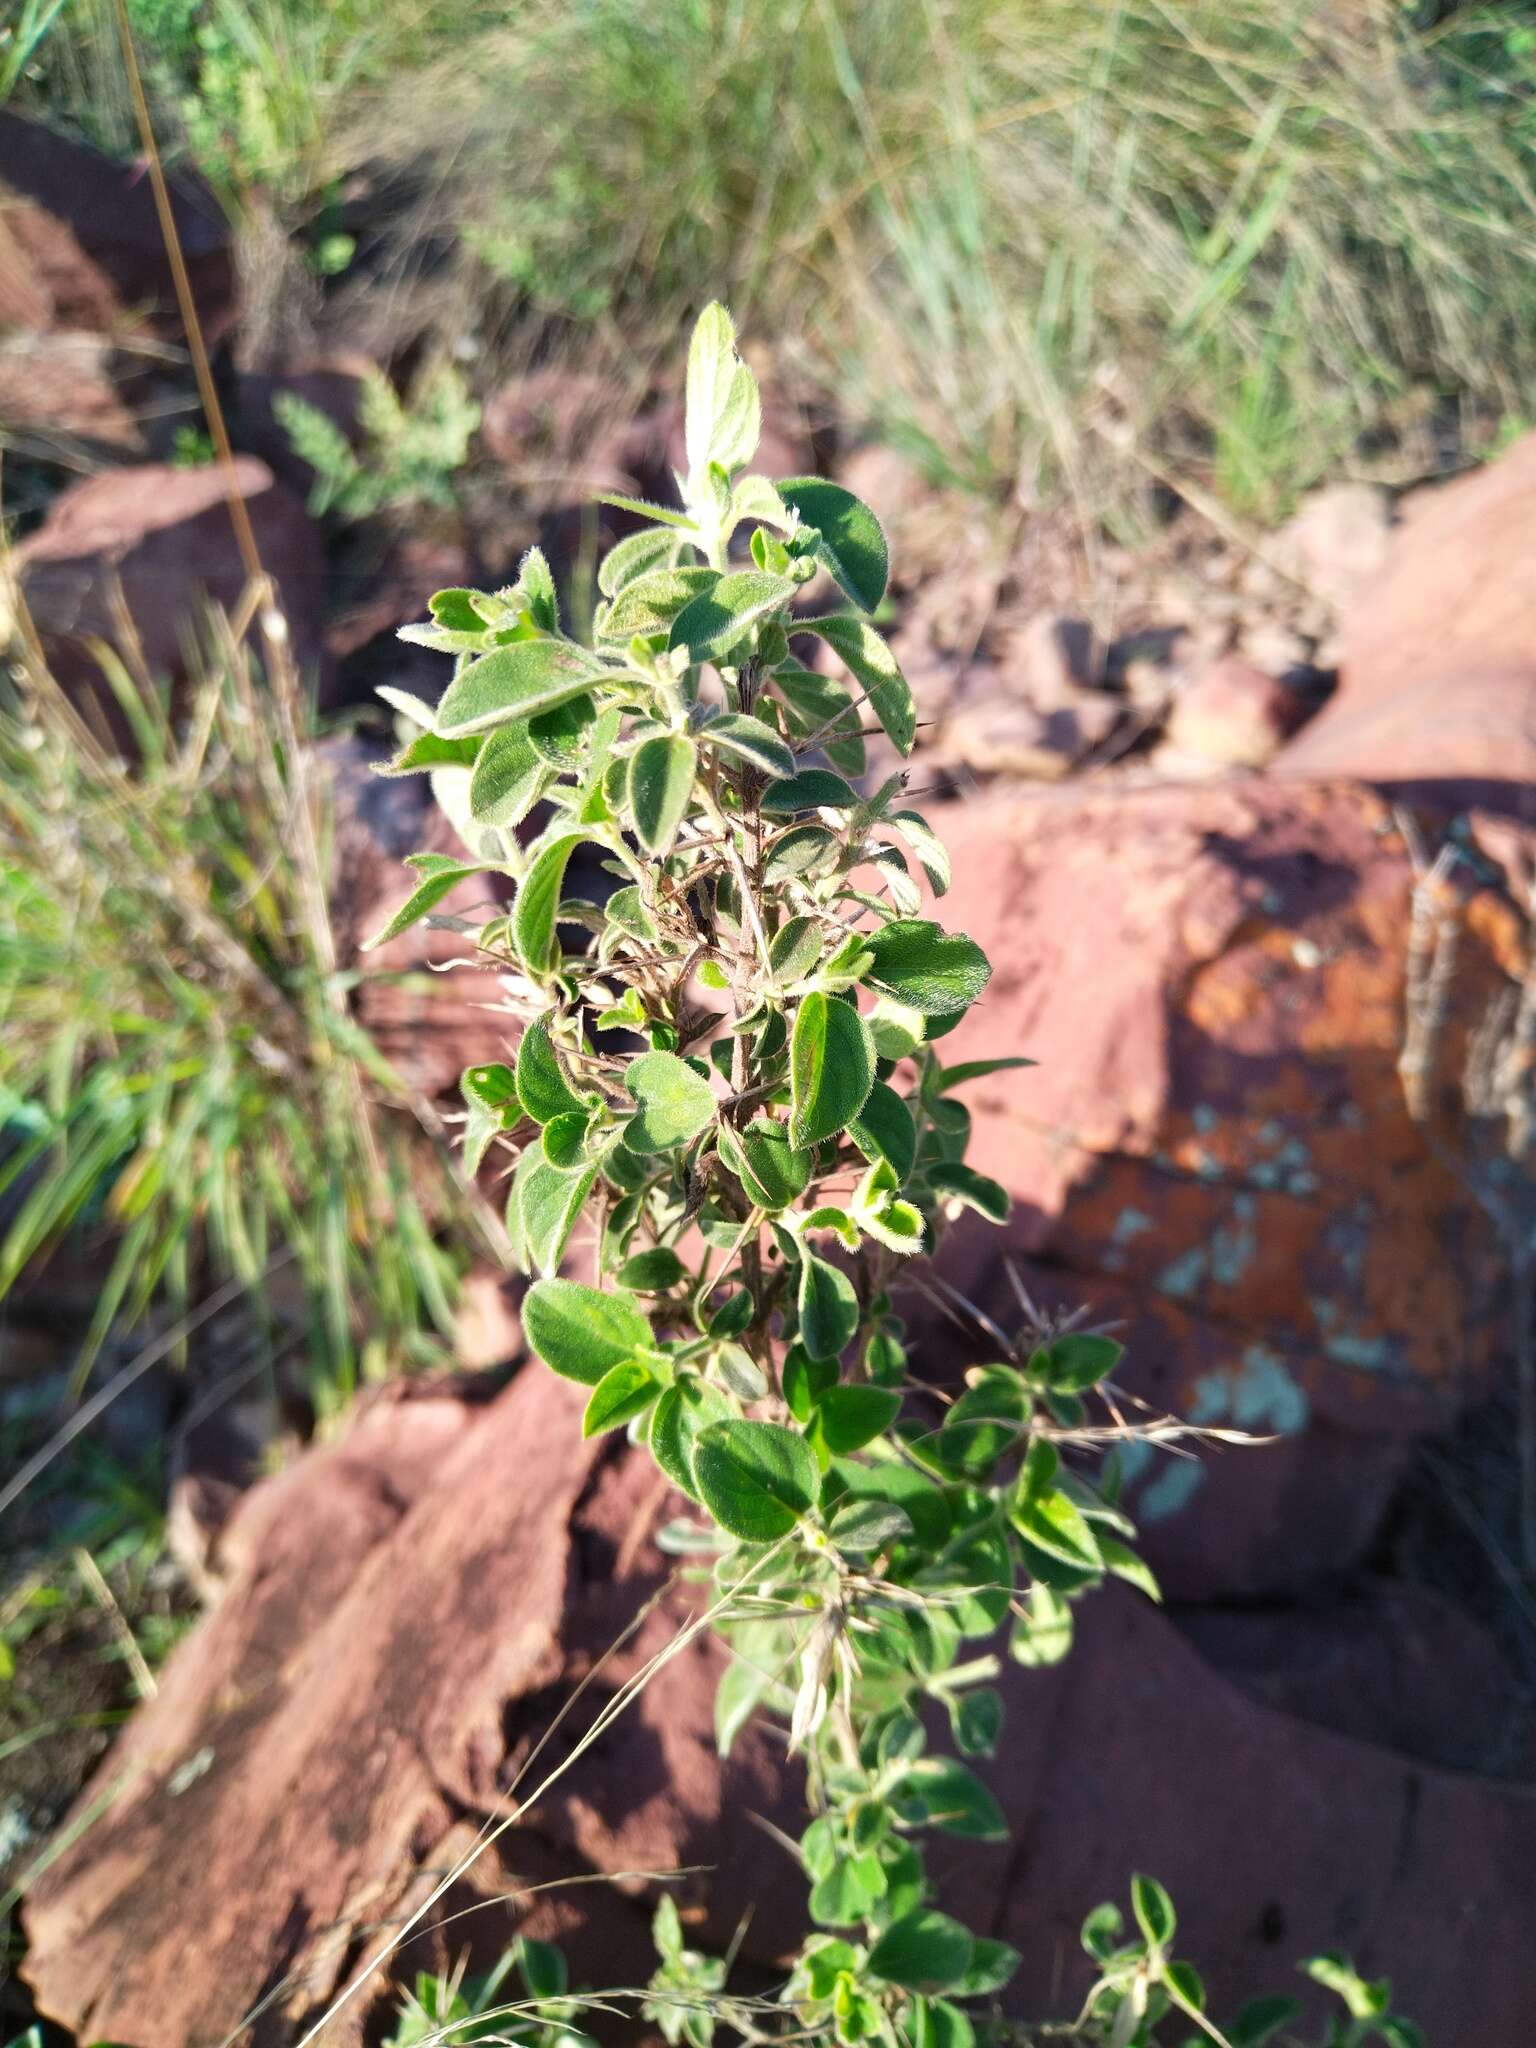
<box><xmin>366</xmin><ymin>303</ymin><xmax>1416</xmax><ymax>2048</ymax></box>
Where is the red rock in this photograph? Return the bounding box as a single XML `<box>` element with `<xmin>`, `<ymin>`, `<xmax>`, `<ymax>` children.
<box><xmin>12</xmin><ymin>457</ymin><xmax>324</xmax><ymax>700</ymax></box>
<box><xmin>1165</xmin><ymin>654</ymin><xmax>1316</xmax><ymax>767</ymax></box>
<box><xmin>0</xmin><ymin>112</ymin><xmax>234</xmax><ymax>346</ymax></box>
<box><xmin>1279</xmin><ymin>433</ymin><xmax>1536</xmax><ymax>798</ymax></box>
<box><xmin>919</xmin><ymin>780</ymin><xmax>1523</xmax><ymax>1597</ymax></box>
<box><xmin>1271</xmin><ymin>482</ymin><xmax>1391</xmax><ymax>616</ymax></box>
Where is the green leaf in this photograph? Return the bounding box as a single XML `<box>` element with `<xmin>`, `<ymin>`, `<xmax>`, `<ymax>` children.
<box><xmin>1300</xmin><ymin>1956</ymin><xmax>1390</xmax><ymax>2022</ymax></box>
<box><xmin>913</xmin><ymin>1998</ymin><xmax>975</xmax><ymax>2048</ymax></box>
<box><xmin>523</xmin><ymin>1278</ymin><xmax>650</xmax><ymax>1385</ymax></box>
<box><xmin>789</xmin><ymin>993</ymin><xmax>875</xmax><ymax>1149</ymax></box>
<box><xmin>698</xmin><ymin>711</ymin><xmax>797</xmax><ymax>780</ymax></box>
<box><xmin>828</xmin><ymin>1498</ymin><xmax>913</xmax><ymax>1552</ymax></box>
<box><xmin>514</xmin><ymin>546</ymin><xmax>559</xmax><ymax>633</ymax></box>
<box><xmin>716</xmin><ymin>1118</ymin><xmax>811</xmax><ymax>1210</ymax></box>
<box><xmin>596</xmin><ymin>490</ymin><xmax>697</xmax><ymax>530</ymax></box>
<box><xmin>519</xmin><ymin>1160</ymin><xmax>599</xmax><ymax>1277</ymax></box>
<box><xmin>435</xmin><ymin>639</ymin><xmax>602</xmax><ymax>736</ymax></box>
<box><xmin>516</xmin><ymin>1935</ymin><xmax>568</xmax><ymax>2001</ymax></box>
<box><xmin>761</xmin><ymin>769</ymin><xmax>860</xmax><ymax>814</ymax></box>
<box><xmin>949</xmin><ymin>1687</ymin><xmax>1004</xmax><ymax>1758</ymax></box>
<box><xmin>624</xmin><ymin>1050</ymin><xmax>717</xmax><ymax>1153</ymax></box>
<box><xmin>925</xmin><ymin>1162</ymin><xmax>1010</xmax><ymax>1224</ymax></box>
<box><xmin>685</xmin><ymin>302</ymin><xmax>761</xmax><ymax>479</ymax></box>
<box><xmin>886</xmin><ymin>809</ymin><xmax>950</xmax><ymax>895</ymax></box>
<box><xmin>1131</xmin><ymin>1874</ymin><xmax>1177</xmax><ymax>1951</ymax></box>
<box><xmin>462</xmin><ymin>1061</ymin><xmax>520</xmax><ymax>1117</ymax></box>
<box><xmin>773</xmin><ymin>663</ymin><xmax>866</xmax><ymax>777</ymax></box>
<box><xmin>670</xmin><ymin>572</ymin><xmax>794</xmax><ymax>664</ymax></box>
<box><xmin>467</xmin><ymin>721</ymin><xmax>545</xmax><ymax>829</ymax></box>
<box><xmin>599</xmin><ymin>525</ymin><xmax>682</xmax><ymax>597</ymax></box>
<box><xmin>361</xmin><ymin>856</ymin><xmax>488</xmax><ymax>950</ymax></box>
<box><xmin>517</xmin><ymin>1017</ymin><xmax>587</xmax><ymax>1125</ymax></box>
<box><xmin>797</xmin><ymin>1252</ymin><xmax>860</xmax><ymax>1362</ymax></box>
<box><xmin>866</xmin><ymin>1911</ymin><xmax>975</xmax><ymax>1994</ymax></box>
<box><xmin>1081</xmin><ymin>1902</ymin><xmax>1126</xmax><ymax>1963</ymax></box>
<box><xmin>583</xmin><ymin>1358</ymin><xmax>661</xmax><ymax>1437</ymax></box>
<box><xmin>628</xmin><ymin>733</ymin><xmax>697</xmax><ymax>854</ymax></box>
<box><xmin>765</xmin><ymin>823</ymin><xmax>836</xmax><ymax>881</ymax></box>
<box><xmin>376</xmin><ymin>727</ymin><xmax>480</xmax><ymax>776</ymax></box>
<box><xmin>617</xmin><ymin>1247</ymin><xmax>687</xmax><ymax>1292</ymax></box>
<box><xmin>768</xmin><ymin>915</ymin><xmax>823</xmax><ymax>985</ymax></box>
<box><xmin>776</xmin><ymin>478</ymin><xmax>889</xmax><ymax>612</ymax></box>
<box><xmin>600</xmin><ymin>567</ymin><xmax>718</xmax><ymax>640</ymax></box>
<box><xmin>1229</xmin><ymin>1997</ymin><xmax>1303</xmax><ymax>2048</ymax></box>
<box><xmin>650</xmin><ymin>1375</ymin><xmax>730</xmax><ymax>1502</ymax></box>
<box><xmin>932</xmin><ymin>1056</ymin><xmax>1036</xmax><ymax>1093</ymax></box>
<box><xmin>693</xmin><ymin>1419</ymin><xmax>820</xmax><ymax>1541</ymax></box>
<box><xmin>782</xmin><ymin>1344</ymin><xmax>838</xmax><ymax>1422</ymax></box>
<box><xmin>892</xmin><ymin>1757</ymin><xmax>1007</xmax><ymax>1841</ymax></box>
<box><xmin>1037</xmin><ymin>1331</ymin><xmax>1123</xmax><ymax>1393</ymax></box>
<box><xmin>513</xmin><ymin>830</ymin><xmax>597</xmax><ymax>974</ymax></box>
<box><xmin>815</xmin><ymin>1382</ymin><xmax>901</xmax><ymax>1453</ymax></box>
<box><xmin>794</xmin><ymin>616</ymin><xmax>916</xmax><ymax>756</ymax></box>
<box><xmin>1164</xmin><ymin>1959</ymin><xmax>1206</xmax><ymax>2012</ymax></box>
<box><xmin>541</xmin><ymin>1110</ymin><xmax>591</xmax><ymax>1169</ymax></box>
<box><xmin>1098</xmin><ymin>1534</ymin><xmax>1161</xmax><ymax>1603</ymax></box>
<box><xmin>848</xmin><ymin>1082</ymin><xmax>916</xmax><ymax>1182</ymax></box>
<box><xmin>953</xmin><ymin>1938</ymin><xmax>1021</xmax><ymax>1998</ymax></box>
<box><xmin>528</xmin><ymin>691</ymin><xmax>595</xmax><ymax>770</ymax></box>
<box><xmin>1011</xmin><ymin>1485</ymin><xmax>1103</xmax><ymax>1571</ymax></box>
<box><xmin>861</xmin><ymin>921</ymin><xmax>992</xmax><ymax>1016</ymax></box>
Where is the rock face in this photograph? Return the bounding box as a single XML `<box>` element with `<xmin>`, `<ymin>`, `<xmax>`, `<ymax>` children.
<box><xmin>1278</xmin><ymin>433</ymin><xmax>1536</xmax><ymax>802</ymax></box>
<box><xmin>0</xmin><ymin>112</ymin><xmax>234</xmax><ymax>344</ymax></box>
<box><xmin>922</xmin><ymin>779</ymin><xmax>1522</xmax><ymax>1598</ymax></box>
<box><xmin>11</xmin><ymin>456</ymin><xmax>324</xmax><ymax>696</ymax></box>
<box><xmin>23</xmin><ymin>1374</ymin><xmax>1536</xmax><ymax>2048</ymax></box>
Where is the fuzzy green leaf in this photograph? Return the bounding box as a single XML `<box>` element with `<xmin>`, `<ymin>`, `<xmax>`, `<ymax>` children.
<box><xmin>862</xmin><ymin>920</ymin><xmax>992</xmax><ymax>1016</ymax></box>
<box><xmin>624</xmin><ymin>1050</ymin><xmax>717</xmax><ymax>1153</ymax></box>
<box><xmin>601</xmin><ymin>567</ymin><xmax>719</xmax><ymax>640</ymax></box>
<box><xmin>519</xmin><ymin>1159</ymin><xmax>599</xmax><ymax>1277</ymax></box>
<box><xmin>650</xmin><ymin>1375</ymin><xmax>731</xmax><ymax>1502</ymax></box>
<box><xmin>795</xmin><ymin>616</ymin><xmax>916</xmax><ymax>756</ymax></box>
<box><xmin>628</xmin><ymin>733</ymin><xmax>697</xmax><ymax>854</ymax></box>
<box><xmin>815</xmin><ymin>1382</ymin><xmax>901</xmax><ymax>1452</ymax></box>
<box><xmin>435</xmin><ymin>639</ymin><xmax>602</xmax><ymax>737</ymax></box>
<box><xmin>776</xmin><ymin>477</ymin><xmax>889</xmax><ymax>612</ymax></box>
<box><xmin>848</xmin><ymin>1081</ymin><xmax>917</xmax><ymax>1182</ymax></box>
<box><xmin>685</xmin><ymin>302</ymin><xmax>760</xmax><ymax>479</ymax></box>
<box><xmin>361</xmin><ymin>859</ymin><xmax>487</xmax><ymax>950</ymax></box>
<box><xmin>669</xmin><ymin>572</ymin><xmax>794</xmax><ymax>664</ymax></box>
<box><xmin>693</xmin><ymin>1419</ymin><xmax>820</xmax><ymax>1541</ymax></box>
<box><xmin>523</xmin><ymin>1278</ymin><xmax>651</xmax><ymax>1386</ymax></box>
<box><xmin>892</xmin><ymin>1757</ymin><xmax>1007</xmax><ymax>1841</ymax></box>
<box><xmin>468</xmin><ymin>721</ymin><xmax>545</xmax><ymax>827</ymax></box>
<box><xmin>516</xmin><ymin>1017</ymin><xmax>588</xmax><ymax>1125</ymax></box>
<box><xmin>513</xmin><ymin>830</ymin><xmax>598</xmax><ymax>974</ymax></box>
<box><xmin>583</xmin><ymin>1358</ymin><xmax>661</xmax><ymax>1437</ymax></box>
<box><xmin>598</xmin><ymin>525</ymin><xmax>683</xmax><ymax>597</ymax></box>
<box><xmin>698</xmin><ymin>711</ymin><xmax>798</xmax><ymax>781</ymax></box>
<box><xmin>717</xmin><ymin>1117</ymin><xmax>812</xmax><ymax>1210</ymax></box>
<box><xmin>866</xmin><ymin>1911</ymin><xmax>975</xmax><ymax>1994</ymax></box>
<box><xmin>797</xmin><ymin>1252</ymin><xmax>860</xmax><ymax>1362</ymax></box>
<box><xmin>789</xmin><ymin>993</ymin><xmax>875</xmax><ymax>1149</ymax></box>
<box><xmin>926</xmin><ymin>1162</ymin><xmax>1010</xmax><ymax>1223</ymax></box>
<box><xmin>761</xmin><ymin>769</ymin><xmax>859</xmax><ymax>814</ymax></box>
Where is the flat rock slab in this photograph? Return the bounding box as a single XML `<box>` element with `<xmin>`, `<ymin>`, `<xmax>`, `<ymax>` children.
<box><xmin>24</xmin><ymin>1371</ymin><xmax>1536</xmax><ymax>2048</ymax></box>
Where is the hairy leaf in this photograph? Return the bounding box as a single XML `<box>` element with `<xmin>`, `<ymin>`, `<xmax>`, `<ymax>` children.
<box><xmin>862</xmin><ymin>920</ymin><xmax>991</xmax><ymax>1015</ymax></box>
<box><xmin>693</xmin><ymin>1419</ymin><xmax>820</xmax><ymax>1541</ymax></box>
<box><xmin>628</xmin><ymin>733</ymin><xmax>697</xmax><ymax>854</ymax></box>
<box><xmin>777</xmin><ymin>477</ymin><xmax>889</xmax><ymax>612</ymax></box>
<box><xmin>624</xmin><ymin>1050</ymin><xmax>717</xmax><ymax>1152</ymax></box>
<box><xmin>436</xmin><ymin>640</ymin><xmax>601</xmax><ymax>736</ymax></box>
<box><xmin>795</xmin><ymin>616</ymin><xmax>916</xmax><ymax>755</ymax></box>
<box><xmin>523</xmin><ymin>1278</ymin><xmax>651</xmax><ymax>1386</ymax></box>
<box><xmin>789</xmin><ymin>993</ymin><xmax>875</xmax><ymax>1148</ymax></box>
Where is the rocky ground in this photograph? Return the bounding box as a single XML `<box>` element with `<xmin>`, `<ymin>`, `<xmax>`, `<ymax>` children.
<box><xmin>7</xmin><ymin>109</ymin><xmax>1536</xmax><ymax>2048</ymax></box>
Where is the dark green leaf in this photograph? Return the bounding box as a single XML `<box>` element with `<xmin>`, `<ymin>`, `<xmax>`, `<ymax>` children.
<box><xmin>541</xmin><ymin>1110</ymin><xmax>591</xmax><ymax>1169</ymax></box>
<box><xmin>815</xmin><ymin>1382</ymin><xmax>901</xmax><ymax>1452</ymax></box>
<box><xmin>866</xmin><ymin>1910</ymin><xmax>974</xmax><ymax>1994</ymax></box>
<box><xmin>469</xmin><ymin>721</ymin><xmax>545</xmax><ymax>827</ymax></box>
<box><xmin>768</xmin><ymin>914</ymin><xmax>823</xmax><ymax>984</ymax></box>
<box><xmin>600</xmin><ymin>567</ymin><xmax>718</xmax><ymax>640</ymax></box>
<box><xmin>513</xmin><ymin>830</ymin><xmax>597</xmax><ymax>974</ymax></box>
<box><xmin>892</xmin><ymin>1757</ymin><xmax>1007</xmax><ymax>1841</ymax></box>
<box><xmin>716</xmin><ymin>1117</ymin><xmax>811</xmax><ymax>1210</ymax></box>
<box><xmin>517</xmin><ymin>1017</ymin><xmax>587</xmax><ymax>1125</ymax></box>
<box><xmin>925</xmin><ymin>1162</ymin><xmax>1010</xmax><ymax>1223</ymax></box>
<box><xmin>1131</xmin><ymin>1874</ymin><xmax>1177</xmax><ymax>1951</ymax></box>
<box><xmin>862</xmin><ymin>921</ymin><xmax>992</xmax><ymax>1016</ymax></box>
<box><xmin>776</xmin><ymin>477</ymin><xmax>889</xmax><ymax>613</ymax></box>
<box><xmin>617</xmin><ymin>1247</ymin><xmax>687</xmax><ymax>1292</ymax></box>
<box><xmin>794</xmin><ymin>615</ymin><xmax>916</xmax><ymax>755</ymax></box>
<box><xmin>1038</xmin><ymin>1331</ymin><xmax>1124</xmax><ymax>1393</ymax></box>
<box><xmin>692</xmin><ymin>1419</ymin><xmax>820</xmax><ymax>1541</ymax></box>
<box><xmin>699</xmin><ymin>711</ymin><xmax>797</xmax><ymax>780</ymax></box>
<box><xmin>650</xmin><ymin>1375</ymin><xmax>730</xmax><ymax>1502</ymax></box>
<box><xmin>797</xmin><ymin>1253</ymin><xmax>860</xmax><ymax>1362</ymax></box>
<box><xmin>761</xmin><ymin>769</ymin><xmax>859</xmax><ymax>814</ymax></box>
<box><xmin>789</xmin><ymin>993</ymin><xmax>875</xmax><ymax>1149</ymax></box>
<box><xmin>848</xmin><ymin>1082</ymin><xmax>917</xmax><ymax>1182</ymax></box>
<box><xmin>1011</xmin><ymin>1485</ymin><xmax>1103</xmax><ymax>1571</ymax></box>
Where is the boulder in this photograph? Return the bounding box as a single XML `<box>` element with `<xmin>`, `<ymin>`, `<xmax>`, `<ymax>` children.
<box><xmin>0</xmin><ymin>111</ymin><xmax>234</xmax><ymax>347</ymax></box>
<box><xmin>1278</xmin><ymin>433</ymin><xmax>1536</xmax><ymax>802</ymax></box>
<box><xmin>23</xmin><ymin>1376</ymin><xmax>1536</xmax><ymax>2048</ymax></box>
<box><xmin>11</xmin><ymin>456</ymin><xmax>324</xmax><ymax>700</ymax></box>
<box><xmin>918</xmin><ymin>779</ymin><xmax>1523</xmax><ymax>1598</ymax></box>
<box><xmin>1164</xmin><ymin>654</ymin><xmax>1318</xmax><ymax>768</ymax></box>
